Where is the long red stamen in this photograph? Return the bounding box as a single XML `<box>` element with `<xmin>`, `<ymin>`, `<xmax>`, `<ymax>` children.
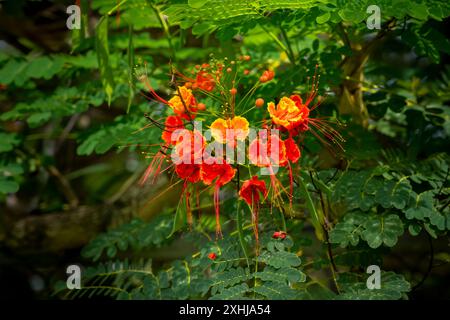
<box><xmin>142</xmin><ymin>77</ymin><xmax>170</xmax><ymax>105</ymax></box>
<box><xmin>140</xmin><ymin>150</ymin><xmax>166</xmax><ymax>185</ymax></box>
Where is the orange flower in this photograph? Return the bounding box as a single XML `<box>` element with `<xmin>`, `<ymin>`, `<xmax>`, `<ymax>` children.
<box><xmin>162</xmin><ymin>115</ymin><xmax>184</xmax><ymax>145</ymax></box>
<box><xmin>259</xmin><ymin>70</ymin><xmax>274</xmax><ymax>83</ymax></box>
<box><xmin>210</xmin><ymin>116</ymin><xmax>249</xmax><ymax>145</ymax></box>
<box><xmin>267</xmin><ymin>95</ymin><xmax>310</xmax><ymax>131</ymax></box>
<box><xmin>168</xmin><ymin>86</ymin><xmax>197</xmax><ymax>119</ymax></box>
<box><xmin>248</xmin><ymin>132</ymin><xmax>287</xmax><ymax>167</ymax></box>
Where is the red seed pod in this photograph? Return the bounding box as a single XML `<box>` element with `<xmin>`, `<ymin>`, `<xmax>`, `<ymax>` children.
<box><xmin>272</xmin><ymin>231</ymin><xmax>287</xmax><ymax>239</ymax></box>
<box><xmin>208</xmin><ymin>252</ymin><xmax>217</xmax><ymax>260</ymax></box>
<box><xmin>243</xmin><ymin>55</ymin><xmax>251</xmax><ymax>61</ymax></box>
<box><xmin>197</xmin><ymin>102</ymin><xmax>206</xmax><ymax>111</ymax></box>
<box><xmin>244</xmin><ymin>69</ymin><xmax>250</xmax><ymax>75</ymax></box>
<box><xmin>255</xmin><ymin>98</ymin><xmax>264</xmax><ymax>108</ymax></box>
<box><xmin>230</xmin><ymin>88</ymin><xmax>237</xmax><ymax>95</ymax></box>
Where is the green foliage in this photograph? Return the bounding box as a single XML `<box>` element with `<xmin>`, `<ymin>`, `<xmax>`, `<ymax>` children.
<box><xmin>362</xmin><ymin>214</ymin><xmax>404</xmax><ymax>248</ymax></box>
<box><xmin>2</xmin><ymin>0</ymin><xmax>449</xmax><ymax>301</ymax></box>
<box><xmin>82</xmin><ymin>214</ymin><xmax>173</xmax><ymax>261</ymax></box>
<box><xmin>338</xmin><ymin>272</ymin><xmax>411</xmax><ymax>300</ymax></box>
<box><xmin>329</xmin><ymin>212</ymin><xmax>404</xmax><ymax>248</ymax></box>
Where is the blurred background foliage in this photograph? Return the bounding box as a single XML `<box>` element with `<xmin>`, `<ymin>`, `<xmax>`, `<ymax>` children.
<box><xmin>0</xmin><ymin>0</ymin><xmax>449</xmax><ymax>299</ymax></box>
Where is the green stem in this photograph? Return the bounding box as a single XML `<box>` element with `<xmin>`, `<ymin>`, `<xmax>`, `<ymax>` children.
<box><xmin>107</xmin><ymin>0</ymin><xmax>128</xmax><ymax>15</ymax></box>
<box><xmin>313</xmin><ymin>177</ymin><xmax>332</xmax><ymax>199</ymax></box>
<box><xmin>236</xmin><ymin>165</ymin><xmax>250</xmax><ymax>270</ymax></box>
<box><xmin>280</xmin><ymin>207</ymin><xmax>287</xmax><ymax>232</ymax></box>
<box><xmin>279</xmin><ymin>25</ymin><xmax>296</xmax><ymax>66</ymax></box>
<box><xmin>149</xmin><ymin>2</ymin><xmax>176</xmax><ymax>61</ymax></box>
<box><xmin>297</xmin><ymin>175</ymin><xmax>323</xmax><ymax>226</ymax></box>
<box><xmin>259</xmin><ymin>24</ymin><xmax>295</xmax><ymax>64</ymax></box>
<box><xmin>237</xmin><ymin>201</ymin><xmax>250</xmax><ymax>270</ymax></box>
<box><xmin>253</xmin><ymin>255</ymin><xmax>258</xmax><ymax>298</ymax></box>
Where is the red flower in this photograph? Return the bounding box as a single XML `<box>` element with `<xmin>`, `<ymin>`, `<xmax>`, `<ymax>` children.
<box><xmin>239</xmin><ymin>176</ymin><xmax>268</xmax><ymax>251</ymax></box>
<box><xmin>175</xmin><ymin>163</ymin><xmax>202</xmax><ymax>183</ymax></box>
<box><xmin>200</xmin><ymin>158</ymin><xmax>236</xmax><ymax>237</ymax></box>
<box><xmin>200</xmin><ymin>160</ymin><xmax>236</xmax><ymax>187</ymax></box>
<box><xmin>173</xmin><ymin>130</ymin><xmax>206</xmax><ymax>183</ymax></box>
<box><xmin>239</xmin><ymin>176</ymin><xmax>268</xmax><ymax>206</ymax></box>
<box><xmin>208</xmin><ymin>252</ymin><xmax>217</xmax><ymax>260</ymax></box>
<box><xmin>248</xmin><ymin>131</ymin><xmax>287</xmax><ymax>167</ymax></box>
<box><xmin>272</xmin><ymin>231</ymin><xmax>287</xmax><ymax>239</ymax></box>
<box><xmin>173</xmin><ymin>129</ymin><xmax>206</xmax><ymax>165</ymax></box>
<box><xmin>283</xmin><ymin>137</ymin><xmax>301</xmax><ymax>163</ymax></box>
<box><xmin>162</xmin><ymin>115</ymin><xmax>185</xmax><ymax>145</ymax></box>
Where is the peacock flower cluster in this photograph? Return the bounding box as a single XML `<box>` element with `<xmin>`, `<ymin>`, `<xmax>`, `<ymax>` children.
<box><xmin>137</xmin><ymin>57</ymin><xmax>343</xmax><ymax>250</ymax></box>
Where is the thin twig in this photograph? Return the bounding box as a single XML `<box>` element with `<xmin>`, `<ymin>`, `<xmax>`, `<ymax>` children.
<box><xmin>412</xmin><ymin>232</ymin><xmax>434</xmax><ymax>291</ymax></box>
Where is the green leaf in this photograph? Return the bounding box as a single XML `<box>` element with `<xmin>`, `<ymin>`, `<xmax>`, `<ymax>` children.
<box><xmin>254</xmin><ymin>266</ymin><xmax>306</xmax><ymax>284</ymax></box>
<box><xmin>127</xmin><ymin>24</ymin><xmax>135</xmax><ymax>113</ymax></box>
<box><xmin>0</xmin><ymin>178</ymin><xmax>19</xmax><ymax>194</ymax></box>
<box><xmin>338</xmin><ymin>271</ymin><xmax>410</xmax><ymax>300</ymax></box>
<box><xmin>258</xmin><ymin>250</ymin><xmax>301</xmax><ymax>268</ymax></box>
<box><xmin>362</xmin><ymin>214</ymin><xmax>404</xmax><ymax>248</ymax></box>
<box><xmin>188</xmin><ymin>0</ymin><xmax>209</xmax><ymax>9</ymax></box>
<box><xmin>27</xmin><ymin>112</ymin><xmax>52</xmax><ymax>128</ymax></box>
<box><xmin>209</xmin><ymin>267</ymin><xmax>251</xmax><ymax>295</ymax></box>
<box><xmin>25</xmin><ymin>56</ymin><xmax>64</xmax><ymax>80</ymax></box>
<box><xmin>0</xmin><ymin>60</ymin><xmax>27</xmax><ymax>85</ymax></box>
<box><xmin>407</xmin><ymin>3</ymin><xmax>429</xmax><ymax>20</ymax></box>
<box><xmin>329</xmin><ymin>211</ymin><xmax>366</xmax><ymax>248</ymax></box>
<box><xmin>338</xmin><ymin>8</ymin><xmax>365</xmax><ymax>23</ymax></box>
<box><xmin>316</xmin><ymin>11</ymin><xmax>331</xmax><ymax>24</ymax></box>
<box><xmin>408</xmin><ymin>223</ymin><xmax>422</xmax><ymax>236</ymax></box>
<box><xmin>96</xmin><ymin>15</ymin><xmax>115</xmax><ymax>106</ymax></box>
<box><xmin>169</xmin><ymin>195</ymin><xmax>187</xmax><ymax>238</ymax></box>
<box><xmin>253</xmin><ymin>281</ymin><xmax>298</xmax><ymax>300</ymax></box>
<box><xmin>405</xmin><ymin>191</ymin><xmax>445</xmax><ymax>230</ymax></box>
<box><xmin>0</xmin><ymin>133</ymin><xmax>20</xmax><ymax>153</ymax></box>
<box><xmin>373</xmin><ymin>178</ymin><xmax>411</xmax><ymax>210</ymax></box>
<box><xmin>209</xmin><ymin>283</ymin><xmax>249</xmax><ymax>300</ymax></box>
